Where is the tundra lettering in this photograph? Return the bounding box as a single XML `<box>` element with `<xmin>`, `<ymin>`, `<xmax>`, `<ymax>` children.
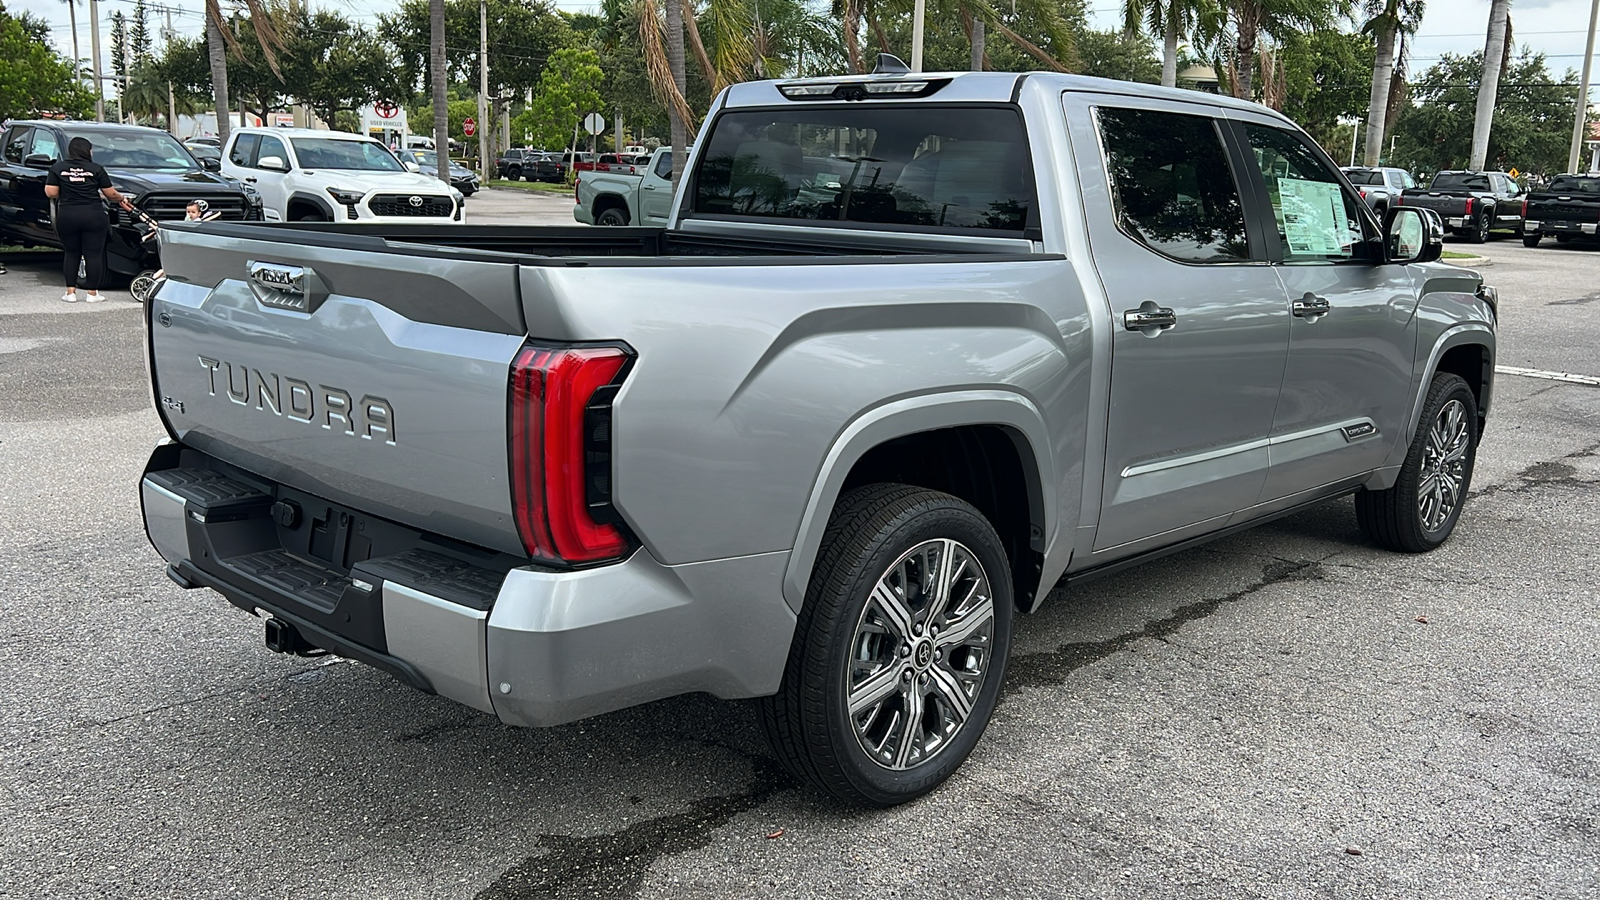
<box><xmin>196</xmin><ymin>356</ymin><xmax>396</xmax><ymax>444</ymax></box>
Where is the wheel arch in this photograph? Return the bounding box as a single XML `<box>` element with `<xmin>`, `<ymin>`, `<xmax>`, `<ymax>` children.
<box><xmin>286</xmin><ymin>192</ymin><xmax>335</xmax><ymax>221</ymax></box>
<box><xmin>782</xmin><ymin>392</ymin><xmax>1057</xmax><ymax>618</ymax></box>
<box><xmin>591</xmin><ymin>192</ymin><xmax>630</xmax><ymax>222</ymax></box>
<box><xmin>1405</xmin><ymin>324</ymin><xmax>1496</xmax><ymax>447</ymax></box>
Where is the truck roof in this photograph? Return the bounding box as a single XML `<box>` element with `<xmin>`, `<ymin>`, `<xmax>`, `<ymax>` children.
<box><xmin>724</xmin><ymin>70</ymin><xmax>1291</xmax><ymax>121</ymax></box>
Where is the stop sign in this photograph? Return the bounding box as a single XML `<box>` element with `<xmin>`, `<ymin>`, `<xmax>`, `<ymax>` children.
<box><xmin>463</xmin><ymin>118</ymin><xmax>476</xmax><ymax>136</ymax></box>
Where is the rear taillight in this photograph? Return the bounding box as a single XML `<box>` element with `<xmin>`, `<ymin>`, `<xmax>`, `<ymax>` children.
<box><xmin>1521</xmin><ymin>197</ymin><xmax>1528</xmax><ymax>217</ymax></box>
<box><xmin>1464</xmin><ymin>197</ymin><xmax>1474</xmax><ymax>214</ymax></box>
<box><xmin>509</xmin><ymin>345</ymin><xmax>633</xmax><ymax>564</ymax></box>
<box><xmin>573</xmin><ymin>176</ymin><xmax>580</xmax><ymax>204</ymax></box>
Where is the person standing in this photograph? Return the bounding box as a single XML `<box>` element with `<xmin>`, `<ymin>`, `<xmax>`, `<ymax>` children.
<box><xmin>45</xmin><ymin>137</ymin><xmax>133</xmax><ymax>303</ymax></box>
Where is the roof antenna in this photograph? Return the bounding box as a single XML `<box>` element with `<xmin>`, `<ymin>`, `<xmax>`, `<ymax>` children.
<box><xmin>873</xmin><ymin>53</ymin><xmax>911</xmax><ymax>75</ymax></box>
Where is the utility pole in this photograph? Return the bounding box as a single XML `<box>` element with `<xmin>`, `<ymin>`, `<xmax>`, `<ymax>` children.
<box><xmin>163</xmin><ymin>9</ymin><xmax>178</xmax><ymax>136</ymax></box>
<box><xmin>1570</xmin><ymin>0</ymin><xmax>1599</xmax><ymax>173</ymax></box>
<box><xmin>88</xmin><ymin>0</ymin><xmax>105</xmax><ymax>121</ymax></box>
<box><xmin>478</xmin><ymin>0</ymin><xmax>490</xmax><ymax>183</ymax></box>
<box><xmin>911</xmin><ymin>0</ymin><xmax>926</xmax><ymax>72</ymax></box>
<box><xmin>66</xmin><ymin>0</ymin><xmax>84</xmax><ymax>91</ymax></box>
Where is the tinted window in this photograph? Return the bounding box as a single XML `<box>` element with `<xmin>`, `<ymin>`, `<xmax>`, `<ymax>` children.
<box><xmin>230</xmin><ymin>134</ymin><xmax>261</xmax><ymax>167</ymax></box>
<box><xmin>1388</xmin><ymin>171</ymin><xmax>1406</xmax><ymax>189</ymax></box>
<box><xmin>1242</xmin><ymin>124</ymin><xmax>1372</xmax><ymax>263</ymax></box>
<box><xmin>256</xmin><ymin>134</ymin><xmax>288</xmax><ymax>167</ymax></box>
<box><xmin>1431</xmin><ymin>173</ymin><xmax>1490</xmax><ymax>191</ymax></box>
<box><xmin>693</xmin><ymin>107</ymin><xmax>1033</xmax><ymax>232</ymax></box>
<box><xmin>28</xmin><ymin>128</ymin><xmax>61</xmax><ymax>161</ymax></box>
<box><xmin>653</xmin><ymin>150</ymin><xmax>673</xmax><ymax>179</ymax></box>
<box><xmin>1096</xmin><ymin>107</ymin><xmax>1249</xmax><ymax>262</ymax></box>
<box><xmin>4</xmin><ymin>127</ymin><xmax>32</xmax><ymax>164</ymax></box>
<box><xmin>1343</xmin><ymin>169</ymin><xmax>1386</xmax><ymax>185</ymax></box>
<box><xmin>1548</xmin><ymin>175</ymin><xmax>1600</xmax><ymax>193</ymax></box>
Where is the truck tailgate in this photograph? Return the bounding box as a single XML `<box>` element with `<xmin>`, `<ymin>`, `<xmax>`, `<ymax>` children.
<box><xmin>148</xmin><ymin>226</ymin><xmax>529</xmax><ymax>556</ymax></box>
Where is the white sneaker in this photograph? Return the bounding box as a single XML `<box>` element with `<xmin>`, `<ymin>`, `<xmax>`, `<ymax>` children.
<box><xmin>84</xmin><ymin>292</ymin><xmax>106</xmax><ymax>303</ymax></box>
<box><xmin>61</xmin><ymin>291</ymin><xmax>79</xmax><ymax>303</ymax></box>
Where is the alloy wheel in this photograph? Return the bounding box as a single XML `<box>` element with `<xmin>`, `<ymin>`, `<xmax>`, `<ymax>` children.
<box><xmin>847</xmin><ymin>538</ymin><xmax>996</xmax><ymax>771</ymax></box>
<box><xmin>1418</xmin><ymin>398</ymin><xmax>1470</xmax><ymax>532</ymax></box>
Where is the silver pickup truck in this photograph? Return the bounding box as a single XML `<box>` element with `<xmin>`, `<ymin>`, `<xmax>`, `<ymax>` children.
<box><xmin>138</xmin><ymin>69</ymin><xmax>1497</xmax><ymax>806</ymax></box>
<box><xmin>572</xmin><ymin>147</ymin><xmax>677</xmax><ymax>226</ymax></box>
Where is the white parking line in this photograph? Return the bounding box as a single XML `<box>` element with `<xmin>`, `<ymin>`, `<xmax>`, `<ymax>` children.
<box><xmin>1495</xmin><ymin>365</ymin><xmax>1600</xmax><ymax>386</ymax></box>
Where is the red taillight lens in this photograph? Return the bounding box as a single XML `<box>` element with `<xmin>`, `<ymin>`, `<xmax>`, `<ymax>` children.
<box><xmin>1464</xmin><ymin>197</ymin><xmax>1474</xmax><ymax>215</ymax></box>
<box><xmin>509</xmin><ymin>345</ymin><xmax>632</xmax><ymax>564</ymax></box>
<box><xmin>1521</xmin><ymin>197</ymin><xmax>1528</xmax><ymax>217</ymax></box>
<box><xmin>573</xmin><ymin>176</ymin><xmax>580</xmax><ymax>204</ymax></box>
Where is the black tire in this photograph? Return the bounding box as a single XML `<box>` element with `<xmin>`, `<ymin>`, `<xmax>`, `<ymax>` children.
<box><xmin>1465</xmin><ymin>212</ymin><xmax>1490</xmax><ymax>244</ymax></box>
<box><xmin>1355</xmin><ymin>374</ymin><xmax>1479</xmax><ymax>553</ymax></box>
<box><xmin>759</xmin><ymin>484</ymin><xmax>1014</xmax><ymax>807</ymax></box>
<box><xmin>290</xmin><ymin>209</ymin><xmax>328</xmax><ymax>222</ymax></box>
<box><xmin>1523</xmin><ymin>233</ymin><xmax>1542</xmax><ymax>247</ymax></box>
<box><xmin>506</xmin><ymin>166</ymin><xmax>522</xmax><ymax>182</ymax></box>
<box><xmin>595</xmin><ymin>207</ymin><xmax>629</xmax><ymax>226</ymax></box>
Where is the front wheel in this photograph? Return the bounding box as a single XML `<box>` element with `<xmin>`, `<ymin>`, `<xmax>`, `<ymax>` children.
<box><xmin>1355</xmin><ymin>374</ymin><xmax>1479</xmax><ymax>552</ymax></box>
<box><xmin>759</xmin><ymin>484</ymin><xmax>1013</xmax><ymax>806</ymax></box>
<box><xmin>1523</xmin><ymin>233</ymin><xmax>1542</xmax><ymax>247</ymax></box>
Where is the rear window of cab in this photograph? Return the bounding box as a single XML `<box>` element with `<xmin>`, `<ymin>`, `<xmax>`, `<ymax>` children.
<box><xmin>689</xmin><ymin>106</ymin><xmax>1035</xmax><ymax>234</ymax></box>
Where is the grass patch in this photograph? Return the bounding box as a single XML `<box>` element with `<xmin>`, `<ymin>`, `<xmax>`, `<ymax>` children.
<box><xmin>1440</xmin><ymin>250</ymin><xmax>1479</xmax><ymax>259</ymax></box>
<box><xmin>485</xmin><ymin>178</ymin><xmax>572</xmax><ymax>194</ymax></box>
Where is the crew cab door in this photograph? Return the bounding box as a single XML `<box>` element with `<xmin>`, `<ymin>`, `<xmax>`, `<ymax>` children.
<box><xmin>1227</xmin><ymin>117</ymin><xmax>1417</xmax><ymax>501</ymax></box>
<box><xmin>639</xmin><ymin>149</ymin><xmax>675</xmax><ymax>224</ymax></box>
<box><xmin>247</xmin><ymin>133</ymin><xmax>293</xmax><ymax>218</ymax></box>
<box><xmin>1064</xmin><ymin>95</ymin><xmax>1291</xmax><ymax>556</ymax></box>
<box><xmin>1</xmin><ymin>126</ymin><xmax>59</xmax><ymax>244</ymax></box>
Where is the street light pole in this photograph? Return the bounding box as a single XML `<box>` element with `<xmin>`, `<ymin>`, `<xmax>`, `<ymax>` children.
<box><xmin>911</xmin><ymin>0</ymin><xmax>926</xmax><ymax>72</ymax></box>
<box><xmin>1349</xmin><ymin>119</ymin><xmax>1362</xmax><ymax>167</ymax></box>
<box><xmin>88</xmin><ymin>0</ymin><xmax>105</xmax><ymax>121</ymax></box>
<box><xmin>478</xmin><ymin>0</ymin><xmax>490</xmax><ymax>183</ymax></box>
<box><xmin>1569</xmin><ymin>0</ymin><xmax>1599</xmax><ymax>174</ymax></box>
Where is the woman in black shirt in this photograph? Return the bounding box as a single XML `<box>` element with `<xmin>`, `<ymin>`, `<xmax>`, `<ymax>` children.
<box><xmin>45</xmin><ymin>137</ymin><xmax>133</xmax><ymax>303</ymax></box>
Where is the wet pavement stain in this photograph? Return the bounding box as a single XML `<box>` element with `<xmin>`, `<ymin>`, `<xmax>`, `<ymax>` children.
<box><xmin>1547</xmin><ymin>291</ymin><xmax>1600</xmax><ymax>306</ymax></box>
<box><xmin>476</xmin><ymin>751</ymin><xmax>789</xmax><ymax>899</ymax></box>
<box><xmin>1004</xmin><ymin>559</ymin><xmax>1326</xmax><ymax>690</ymax></box>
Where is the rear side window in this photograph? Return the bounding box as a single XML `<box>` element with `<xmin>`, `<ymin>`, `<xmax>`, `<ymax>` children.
<box><xmin>691</xmin><ymin>106</ymin><xmax>1034</xmax><ymax>232</ymax></box>
<box><xmin>28</xmin><ymin>129</ymin><xmax>61</xmax><ymax>161</ymax></box>
<box><xmin>653</xmin><ymin>150</ymin><xmax>673</xmax><ymax>179</ymax></box>
<box><xmin>1095</xmin><ymin>107</ymin><xmax>1250</xmax><ymax>263</ymax></box>
<box><xmin>229</xmin><ymin>134</ymin><xmax>260</xmax><ymax>167</ymax></box>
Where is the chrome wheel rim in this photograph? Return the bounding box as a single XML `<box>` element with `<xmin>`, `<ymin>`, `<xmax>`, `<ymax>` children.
<box><xmin>847</xmin><ymin>538</ymin><xmax>995</xmax><ymax>771</ymax></box>
<box><xmin>1419</xmin><ymin>398</ymin><xmax>1470</xmax><ymax>532</ymax></box>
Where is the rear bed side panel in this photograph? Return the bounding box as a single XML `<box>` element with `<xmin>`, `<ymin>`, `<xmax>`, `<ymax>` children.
<box><xmin>150</xmin><ymin>245</ymin><xmax>528</xmax><ymax>556</ymax></box>
<box><xmin>517</xmin><ymin>258</ymin><xmax>1091</xmax><ymax>569</ymax></box>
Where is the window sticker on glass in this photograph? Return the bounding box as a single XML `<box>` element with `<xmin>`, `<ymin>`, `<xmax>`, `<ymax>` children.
<box><xmin>1277</xmin><ymin>178</ymin><xmax>1350</xmax><ymax>257</ymax></box>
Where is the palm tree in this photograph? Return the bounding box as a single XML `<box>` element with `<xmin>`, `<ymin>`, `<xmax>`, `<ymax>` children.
<box><xmin>1124</xmin><ymin>0</ymin><xmax>1223</xmax><ymax>87</ymax></box>
<box><xmin>202</xmin><ymin>0</ymin><xmax>286</xmax><ymax>145</ymax></box>
<box><xmin>430</xmin><ymin>0</ymin><xmax>448</xmax><ymax>185</ymax></box>
<box><xmin>640</xmin><ymin>0</ymin><xmax>691</xmax><ymax>190</ymax></box>
<box><xmin>1361</xmin><ymin>0</ymin><xmax>1424</xmax><ymax>165</ymax></box>
<box><xmin>1469</xmin><ymin>0</ymin><xmax>1512</xmax><ymax>170</ymax></box>
<box><xmin>1221</xmin><ymin>0</ymin><xmax>1341</xmax><ymax>100</ymax></box>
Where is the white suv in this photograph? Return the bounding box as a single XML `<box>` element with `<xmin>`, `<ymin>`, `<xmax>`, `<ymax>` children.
<box><xmin>219</xmin><ymin>127</ymin><xmax>463</xmax><ymax>224</ymax></box>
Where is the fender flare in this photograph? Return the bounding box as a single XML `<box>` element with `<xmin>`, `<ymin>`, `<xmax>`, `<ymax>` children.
<box><xmin>780</xmin><ymin>389</ymin><xmax>1058</xmax><ymax>614</ymax></box>
<box><xmin>1391</xmin><ymin>322</ymin><xmax>1496</xmax><ymax>467</ymax></box>
<box><xmin>286</xmin><ymin>192</ymin><xmax>336</xmax><ymax>221</ymax></box>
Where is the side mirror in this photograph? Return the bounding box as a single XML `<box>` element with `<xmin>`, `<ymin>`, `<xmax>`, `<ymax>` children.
<box><xmin>1384</xmin><ymin>207</ymin><xmax>1443</xmax><ymax>264</ymax></box>
<box><xmin>200</xmin><ymin>157</ymin><xmax>221</xmax><ymax>171</ymax></box>
<box><xmin>23</xmin><ymin>153</ymin><xmax>54</xmax><ymax>168</ymax></box>
<box><xmin>257</xmin><ymin>155</ymin><xmax>288</xmax><ymax>172</ymax></box>
<box><xmin>404</xmin><ymin>161</ymin><xmax>421</xmax><ymax>173</ymax></box>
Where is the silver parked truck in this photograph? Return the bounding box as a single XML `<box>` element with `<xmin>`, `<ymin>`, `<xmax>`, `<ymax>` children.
<box><xmin>139</xmin><ymin>68</ymin><xmax>1497</xmax><ymax>806</ymax></box>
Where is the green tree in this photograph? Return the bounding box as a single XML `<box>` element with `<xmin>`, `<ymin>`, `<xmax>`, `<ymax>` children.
<box><xmin>131</xmin><ymin>0</ymin><xmax>152</xmax><ymax>63</ymax></box>
<box><xmin>379</xmin><ymin>0</ymin><xmax>571</xmax><ymax>103</ymax></box>
<box><xmin>281</xmin><ymin>9</ymin><xmax>405</xmax><ymax>127</ymax></box>
<box><xmin>1280</xmin><ymin>29</ymin><xmax>1375</xmax><ymax>153</ymax></box>
<box><xmin>0</xmin><ymin>1</ymin><xmax>94</xmax><ymax>119</ymax></box>
<box><xmin>1219</xmin><ymin>0</ymin><xmax>1344</xmax><ymax>100</ymax></box>
<box><xmin>1123</xmin><ymin>0</ymin><xmax>1222</xmax><ymax>86</ymax></box>
<box><xmin>1391</xmin><ymin>49</ymin><xmax>1580</xmax><ymax>176</ymax></box>
<box><xmin>511</xmin><ymin>47</ymin><xmax>604</xmax><ymax>152</ymax></box>
<box><xmin>111</xmin><ymin>11</ymin><xmax>128</xmax><ymax>81</ymax></box>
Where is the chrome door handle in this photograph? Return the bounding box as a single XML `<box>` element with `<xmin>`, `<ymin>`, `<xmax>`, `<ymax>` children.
<box><xmin>1123</xmin><ymin>305</ymin><xmax>1177</xmax><ymax>332</ymax></box>
<box><xmin>244</xmin><ymin>177</ymin><xmax>258</xmax><ymax>183</ymax></box>
<box><xmin>1292</xmin><ymin>294</ymin><xmax>1331</xmax><ymax>319</ymax></box>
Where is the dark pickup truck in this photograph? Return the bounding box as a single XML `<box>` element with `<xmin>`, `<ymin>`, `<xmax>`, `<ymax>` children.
<box><xmin>1522</xmin><ymin>173</ymin><xmax>1600</xmax><ymax>247</ymax></box>
<box><xmin>0</xmin><ymin>120</ymin><xmax>261</xmax><ymax>277</ymax></box>
<box><xmin>1399</xmin><ymin>170</ymin><xmax>1524</xmax><ymax>243</ymax></box>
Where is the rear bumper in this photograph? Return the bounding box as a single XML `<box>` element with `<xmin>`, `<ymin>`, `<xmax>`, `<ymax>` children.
<box><xmin>141</xmin><ymin>447</ymin><xmax>795</xmax><ymax>727</ymax></box>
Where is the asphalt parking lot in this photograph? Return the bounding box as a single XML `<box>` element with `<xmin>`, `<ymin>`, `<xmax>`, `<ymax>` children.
<box><xmin>1</xmin><ymin>224</ymin><xmax>1597</xmax><ymax>899</ymax></box>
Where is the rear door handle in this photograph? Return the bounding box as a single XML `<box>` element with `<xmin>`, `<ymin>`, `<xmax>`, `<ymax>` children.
<box><xmin>1293</xmin><ymin>294</ymin><xmax>1331</xmax><ymax>319</ymax></box>
<box><xmin>1123</xmin><ymin>304</ymin><xmax>1177</xmax><ymax>333</ymax></box>
<box><xmin>244</xmin><ymin>177</ymin><xmax>257</xmax><ymax>183</ymax></box>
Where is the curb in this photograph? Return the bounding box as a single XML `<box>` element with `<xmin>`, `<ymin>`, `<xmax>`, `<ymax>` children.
<box><xmin>1441</xmin><ymin>255</ymin><xmax>1492</xmax><ymax>267</ymax></box>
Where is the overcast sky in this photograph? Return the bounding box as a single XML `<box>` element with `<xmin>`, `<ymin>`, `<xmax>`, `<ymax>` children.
<box><xmin>12</xmin><ymin>0</ymin><xmax>1598</xmax><ymax>102</ymax></box>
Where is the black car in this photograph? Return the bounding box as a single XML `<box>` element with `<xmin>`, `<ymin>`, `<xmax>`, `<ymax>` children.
<box><xmin>0</xmin><ymin>120</ymin><xmax>262</xmax><ymax>277</ymax></box>
<box><xmin>397</xmin><ymin>148</ymin><xmax>479</xmax><ymax>196</ymax></box>
<box><xmin>1397</xmin><ymin>170</ymin><xmax>1524</xmax><ymax>243</ymax></box>
<box><xmin>496</xmin><ymin>148</ymin><xmax>541</xmax><ymax>180</ymax></box>
<box><xmin>527</xmin><ymin>151</ymin><xmax>567</xmax><ymax>183</ymax></box>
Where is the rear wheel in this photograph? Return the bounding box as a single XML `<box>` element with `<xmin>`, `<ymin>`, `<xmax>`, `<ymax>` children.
<box><xmin>759</xmin><ymin>484</ymin><xmax>1013</xmax><ymax>806</ymax></box>
<box><xmin>1466</xmin><ymin>212</ymin><xmax>1490</xmax><ymax>244</ymax></box>
<box><xmin>596</xmin><ymin>207</ymin><xmax>629</xmax><ymax>226</ymax></box>
<box><xmin>1355</xmin><ymin>374</ymin><xmax>1478</xmax><ymax>552</ymax></box>
<box><xmin>1523</xmin><ymin>233</ymin><xmax>1542</xmax><ymax>247</ymax></box>
<box><xmin>506</xmin><ymin>166</ymin><xmax>522</xmax><ymax>181</ymax></box>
